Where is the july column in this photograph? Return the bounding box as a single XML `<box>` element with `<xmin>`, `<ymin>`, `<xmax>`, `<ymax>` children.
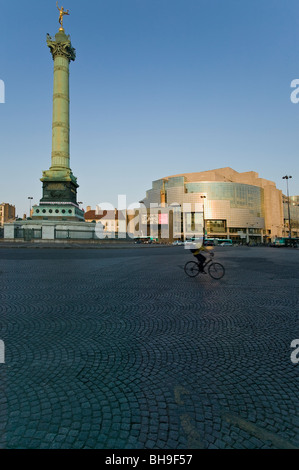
<box><xmin>47</xmin><ymin>30</ymin><xmax>76</xmax><ymax>171</ymax></box>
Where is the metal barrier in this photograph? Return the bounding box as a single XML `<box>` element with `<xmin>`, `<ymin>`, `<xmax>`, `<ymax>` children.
<box><xmin>15</xmin><ymin>227</ymin><xmax>24</xmax><ymax>239</ymax></box>
<box><xmin>55</xmin><ymin>229</ymin><xmax>95</xmax><ymax>240</ymax></box>
<box><xmin>15</xmin><ymin>228</ymin><xmax>42</xmax><ymax>241</ymax></box>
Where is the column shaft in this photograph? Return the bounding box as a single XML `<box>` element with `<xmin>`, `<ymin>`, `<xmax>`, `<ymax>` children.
<box><xmin>51</xmin><ymin>56</ymin><xmax>70</xmax><ymax>169</ymax></box>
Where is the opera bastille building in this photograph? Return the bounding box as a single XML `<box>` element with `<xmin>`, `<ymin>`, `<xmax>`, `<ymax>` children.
<box><xmin>141</xmin><ymin>167</ymin><xmax>298</xmax><ymax>243</ymax></box>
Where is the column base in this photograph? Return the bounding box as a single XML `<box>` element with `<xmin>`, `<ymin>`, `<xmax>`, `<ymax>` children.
<box><xmin>32</xmin><ymin>203</ymin><xmax>84</xmax><ymax>222</ymax></box>
<box><xmin>40</xmin><ymin>177</ymin><xmax>79</xmax><ymax>205</ymax></box>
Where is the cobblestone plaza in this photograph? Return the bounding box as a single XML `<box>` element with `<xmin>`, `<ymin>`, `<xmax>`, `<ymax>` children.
<box><xmin>0</xmin><ymin>245</ymin><xmax>298</xmax><ymax>449</ymax></box>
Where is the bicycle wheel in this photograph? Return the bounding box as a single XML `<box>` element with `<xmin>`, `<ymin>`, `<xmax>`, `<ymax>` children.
<box><xmin>208</xmin><ymin>262</ymin><xmax>225</xmax><ymax>280</ymax></box>
<box><xmin>184</xmin><ymin>261</ymin><xmax>200</xmax><ymax>277</ymax></box>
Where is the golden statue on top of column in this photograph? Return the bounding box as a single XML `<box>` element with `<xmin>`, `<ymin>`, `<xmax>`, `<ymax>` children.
<box><xmin>56</xmin><ymin>2</ymin><xmax>70</xmax><ymax>30</ymax></box>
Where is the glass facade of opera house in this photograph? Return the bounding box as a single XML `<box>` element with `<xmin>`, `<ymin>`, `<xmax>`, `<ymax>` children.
<box><xmin>141</xmin><ymin>169</ymin><xmax>298</xmax><ymax>243</ymax></box>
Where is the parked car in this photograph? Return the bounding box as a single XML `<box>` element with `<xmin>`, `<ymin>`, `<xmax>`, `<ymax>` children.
<box><xmin>172</xmin><ymin>240</ymin><xmax>184</xmax><ymax>246</ymax></box>
<box><xmin>204</xmin><ymin>239</ymin><xmax>215</xmax><ymax>246</ymax></box>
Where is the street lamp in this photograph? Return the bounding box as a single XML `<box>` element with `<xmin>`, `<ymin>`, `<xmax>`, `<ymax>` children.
<box><xmin>200</xmin><ymin>195</ymin><xmax>206</xmax><ymax>239</ymax></box>
<box><xmin>282</xmin><ymin>175</ymin><xmax>292</xmax><ymax>238</ymax></box>
<box><xmin>28</xmin><ymin>197</ymin><xmax>33</xmax><ymax>217</ymax></box>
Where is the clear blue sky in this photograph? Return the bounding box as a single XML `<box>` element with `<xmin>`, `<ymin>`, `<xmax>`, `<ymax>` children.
<box><xmin>1</xmin><ymin>0</ymin><xmax>299</xmax><ymax>217</ymax></box>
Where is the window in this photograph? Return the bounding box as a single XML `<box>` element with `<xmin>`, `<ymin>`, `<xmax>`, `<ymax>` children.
<box><xmin>206</xmin><ymin>220</ymin><xmax>226</xmax><ymax>233</ymax></box>
<box><xmin>229</xmin><ymin>228</ymin><xmax>246</xmax><ymax>233</ymax></box>
<box><xmin>185</xmin><ymin>182</ymin><xmax>264</xmax><ymax>218</ymax></box>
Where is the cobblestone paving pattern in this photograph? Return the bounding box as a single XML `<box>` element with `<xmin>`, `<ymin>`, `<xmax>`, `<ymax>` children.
<box><xmin>0</xmin><ymin>246</ymin><xmax>298</xmax><ymax>449</ymax></box>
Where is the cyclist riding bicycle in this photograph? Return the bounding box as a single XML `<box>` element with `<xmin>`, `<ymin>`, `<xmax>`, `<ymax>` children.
<box><xmin>190</xmin><ymin>239</ymin><xmax>213</xmax><ymax>273</ymax></box>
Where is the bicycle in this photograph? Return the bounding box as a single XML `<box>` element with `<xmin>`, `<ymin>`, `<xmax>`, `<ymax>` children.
<box><xmin>184</xmin><ymin>252</ymin><xmax>225</xmax><ymax>280</ymax></box>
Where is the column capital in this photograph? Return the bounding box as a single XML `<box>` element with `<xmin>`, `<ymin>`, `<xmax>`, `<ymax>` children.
<box><xmin>47</xmin><ymin>32</ymin><xmax>76</xmax><ymax>62</ymax></box>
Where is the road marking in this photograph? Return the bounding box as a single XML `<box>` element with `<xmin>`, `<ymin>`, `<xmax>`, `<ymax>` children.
<box><xmin>222</xmin><ymin>412</ymin><xmax>299</xmax><ymax>449</ymax></box>
<box><xmin>174</xmin><ymin>385</ymin><xmax>190</xmax><ymax>405</ymax></box>
<box><xmin>174</xmin><ymin>386</ymin><xmax>204</xmax><ymax>448</ymax></box>
<box><xmin>180</xmin><ymin>414</ymin><xmax>204</xmax><ymax>449</ymax></box>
